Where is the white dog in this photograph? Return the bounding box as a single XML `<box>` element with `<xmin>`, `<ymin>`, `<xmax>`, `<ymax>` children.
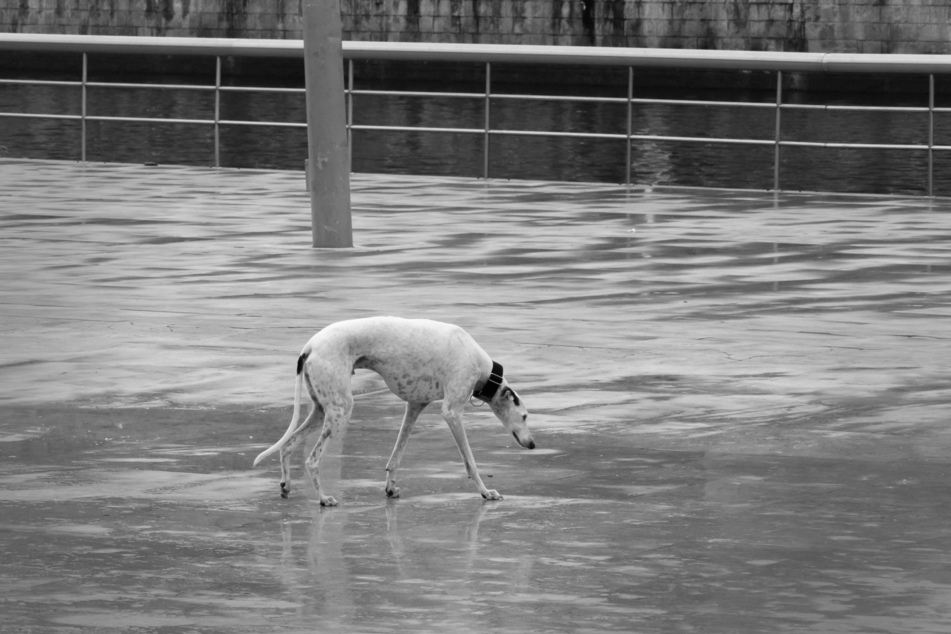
<box><xmin>253</xmin><ymin>317</ymin><xmax>535</xmax><ymax>506</ymax></box>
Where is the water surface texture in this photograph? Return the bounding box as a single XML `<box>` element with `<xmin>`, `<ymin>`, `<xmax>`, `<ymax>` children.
<box><xmin>2</xmin><ymin>160</ymin><xmax>951</xmax><ymax>632</ymax></box>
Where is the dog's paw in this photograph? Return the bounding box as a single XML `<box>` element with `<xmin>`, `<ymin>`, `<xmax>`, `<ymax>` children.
<box><xmin>319</xmin><ymin>495</ymin><xmax>339</xmax><ymax>507</ymax></box>
<box><xmin>384</xmin><ymin>470</ymin><xmax>400</xmax><ymax>498</ymax></box>
<box><xmin>482</xmin><ymin>489</ymin><xmax>503</xmax><ymax>501</ymax></box>
<box><xmin>280</xmin><ymin>482</ymin><xmax>290</xmax><ymax>499</ymax></box>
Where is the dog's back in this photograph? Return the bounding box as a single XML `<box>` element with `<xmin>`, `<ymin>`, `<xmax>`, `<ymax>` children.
<box><xmin>304</xmin><ymin>317</ymin><xmax>490</xmax><ymax>403</ymax></box>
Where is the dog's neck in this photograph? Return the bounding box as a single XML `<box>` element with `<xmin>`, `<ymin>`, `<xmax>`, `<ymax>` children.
<box><xmin>472</xmin><ymin>361</ymin><xmax>503</xmax><ymax>402</ymax></box>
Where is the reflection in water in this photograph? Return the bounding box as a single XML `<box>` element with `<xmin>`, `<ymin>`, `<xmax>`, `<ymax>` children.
<box><xmin>272</xmin><ymin>496</ymin><xmax>536</xmax><ymax>630</ymax></box>
<box><xmin>2</xmin><ymin>74</ymin><xmax>949</xmax><ymax>195</ymax></box>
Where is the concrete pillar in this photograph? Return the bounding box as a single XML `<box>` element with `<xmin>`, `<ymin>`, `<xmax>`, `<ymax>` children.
<box><xmin>303</xmin><ymin>0</ymin><xmax>353</xmax><ymax>248</ymax></box>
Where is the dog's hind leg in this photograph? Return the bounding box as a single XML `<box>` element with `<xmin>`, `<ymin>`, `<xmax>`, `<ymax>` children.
<box><xmin>304</xmin><ymin>396</ymin><xmax>353</xmax><ymax>507</ymax></box>
<box><xmin>277</xmin><ymin>402</ymin><xmax>324</xmax><ymax>499</ymax></box>
<box><xmin>384</xmin><ymin>401</ymin><xmax>429</xmax><ymax>498</ymax></box>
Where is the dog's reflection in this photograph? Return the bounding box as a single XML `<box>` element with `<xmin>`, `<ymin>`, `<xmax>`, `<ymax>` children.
<box><xmin>382</xmin><ymin>498</ymin><xmax>495</xmax><ymax>559</ymax></box>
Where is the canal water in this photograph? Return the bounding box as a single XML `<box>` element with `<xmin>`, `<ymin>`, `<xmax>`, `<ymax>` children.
<box><xmin>2</xmin><ymin>67</ymin><xmax>951</xmax><ymax>196</ymax></box>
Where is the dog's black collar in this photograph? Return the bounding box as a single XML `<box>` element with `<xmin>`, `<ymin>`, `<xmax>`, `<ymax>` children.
<box><xmin>473</xmin><ymin>361</ymin><xmax>503</xmax><ymax>402</ymax></box>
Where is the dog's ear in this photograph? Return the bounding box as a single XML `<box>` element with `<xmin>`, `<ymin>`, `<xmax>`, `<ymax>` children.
<box><xmin>500</xmin><ymin>387</ymin><xmax>521</xmax><ymax>407</ymax></box>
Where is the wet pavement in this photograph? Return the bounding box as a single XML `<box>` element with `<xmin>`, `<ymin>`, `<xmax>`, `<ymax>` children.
<box><xmin>2</xmin><ymin>159</ymin><xmax>951</xmax><ymax>632</ymax></box>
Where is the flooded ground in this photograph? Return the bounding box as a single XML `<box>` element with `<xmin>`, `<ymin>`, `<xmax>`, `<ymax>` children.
<box><xmin>2</xmin><ymin>159</ymin><xmax>951</xmax><ymax>632</ymax></box>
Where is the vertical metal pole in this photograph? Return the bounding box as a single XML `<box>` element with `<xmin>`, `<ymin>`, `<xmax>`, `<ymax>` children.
<box><xmin>214</xmin><ymin>56</ymin><xmax>221</xmax><ymax>168</ymax></box>
<box><xmin>81</xmin><ymin>53</ymin><xmax>87</xmax><ymax>162</ymax></box>
<box><xmin>484</xmin><ymin>62</ymin><xmax>491</xmax><ymax>180</ymax></box>
<box><xmin>348</xmin><ymin>58</ymin><xmax>354</xmax><ymax>172</ymax></box>
<box><xmin>928</xmin><ymin>74</ymin><xmax>935</xmax><ymax>197</ymax></box>
<box><xmin>773</xmin><ymin>70</ymin><xmax>782</xmax><ymax>192</ymax></box>
<box><xmin>303</xmin><ymin>0</ymin><xmax>353</xmax><ymax>248</ymax></box>
<box><xmin>626</xmin><ymin>66</ymin><xmax>633</xmax><ymax>186</ymax></box>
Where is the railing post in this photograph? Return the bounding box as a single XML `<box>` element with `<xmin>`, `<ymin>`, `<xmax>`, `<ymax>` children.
<box><xmin>81</xmin><ymin>52</ymin><xmax>87</xmax><ymax>162</ymax></box>
<box><xmin>348</xmin><ymin>58</ymin><xmax>353</xmax><ymax>172</ymax></box>
<box><xmin>302</xmin><ymin>0</ymin><xmax>353</xmax><ymax>248</ymax></box>
<box><xmin>928</xmin><ymin>73</ymin><xmax>934</xmax><ymax>197</ymax></box>
<box><xmin>483</xmin><ymin>62</ymin><xmax>491</xmax><ymax>180</ymax></box>
<box><xmin>626</xmin><ymin>66</ymin><xmax>633</xmax><ymax>186</ymax></box>
<box><xmin>773</xmin><ymin>70</ymin><xmax>782</xmax><ymax>192</ymax></box>
<box><xmin>214</xmin><ymin>56</ymin><xmax>221</xmax><ymax>168</ymax></box>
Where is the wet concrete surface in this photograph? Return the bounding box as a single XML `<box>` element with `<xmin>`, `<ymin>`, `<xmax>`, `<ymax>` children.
<box><xmin>2</xmin><ymin>159</ymin><xmax>951</xmax><ymax>632</ymax></box>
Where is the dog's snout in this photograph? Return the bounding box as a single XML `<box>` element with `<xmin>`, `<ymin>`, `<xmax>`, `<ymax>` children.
<box><xmin>522</xmin><ymin>414</ymin><xmax>527</xmax><ymax>422</ymax></box>
<box><xmin>513</xmin><ymin>431</ymin><xmax>536</xmax><ymax>450</ymax></box>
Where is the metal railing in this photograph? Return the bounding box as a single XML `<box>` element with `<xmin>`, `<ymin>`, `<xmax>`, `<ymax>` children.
<box><xmin>3</xmin><ymin>33</ymin><xmax>951</xmax><ymax>194</ymax></box>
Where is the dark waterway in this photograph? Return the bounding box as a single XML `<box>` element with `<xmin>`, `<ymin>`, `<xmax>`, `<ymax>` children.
<box><xmin>3</xmin><ymin>67</ymin><xmax>951</xmax><ymax>196</ymax></box>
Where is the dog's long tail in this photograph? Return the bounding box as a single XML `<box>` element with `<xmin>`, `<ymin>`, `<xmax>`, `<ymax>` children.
<box><xmin>253</xmin><ymin>350</ymin><xmax>310</xmax><ymax>467</ymax></box>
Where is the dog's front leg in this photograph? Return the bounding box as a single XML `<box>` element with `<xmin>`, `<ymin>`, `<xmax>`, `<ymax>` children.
<box><xmin>385</xmin><ymin>401</ymin><xmax>429</xmax><ymax>498</ymax></box>
<box><xmin>442</xmin><ymin>405</ymin><xmax>502</xmax><ymax>501</ymax></box>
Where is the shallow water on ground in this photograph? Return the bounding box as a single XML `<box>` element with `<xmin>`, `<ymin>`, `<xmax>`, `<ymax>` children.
<box><xmin>4</xmin><ymin>406</ymin><xmax>951</xmax><ymax>633</ymax></box>
<box><xmin>2</xmin><ymin>161</ymin><xmax>951</xmax><ymax>632</ymax></box>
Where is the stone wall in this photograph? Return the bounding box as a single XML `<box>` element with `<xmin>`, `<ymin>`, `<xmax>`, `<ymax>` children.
<box><xmin>0</xmin><ymin>0</ymin><xmax>304</xmax><ymax>39</ymax></box>
<box><xmin>2</xmin><ymin>0</ymin><xmax>951</xmax><ymax>54</ymax></box>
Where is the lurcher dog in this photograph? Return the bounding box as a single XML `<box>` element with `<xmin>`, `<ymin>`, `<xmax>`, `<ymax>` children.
<box><xmin>253</xmin><ymin>317</ymin><xmax>535</xmax><ymax>506</ymax></box>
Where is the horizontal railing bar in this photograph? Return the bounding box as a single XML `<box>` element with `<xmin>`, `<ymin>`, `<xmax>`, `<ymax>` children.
<box><xmin>351</xmin><ymin>91</ymin><xmax>781</xmax><ymax>109</ymax></box>
<box><xmin>0</xmin><ymin>78</ymin><xmax>80</xmax><ymax>87</ymax></box>
<box><xmin>347</xmin><ymin>42</ymin><xmax>951</xmax><ymax>74</ymax></box>
<box><xmin>86</xmin><ymin>115</ymin><xmax>214</xmax><ymax>125</ymax></box>
<box><xmin>90</xmin><ymin>116</ymin><xmax>308</xmax><ymax>128</ymax></box>
<box><xmin>4</xmin><ymin>34</ymin><xmax>951</xmax><ymax>74</ymax></box>
<box><xmin>4</xmin><ymin>109</ymin><xmax>947</xmax><ymax>154</ymax></box>
<box><xmin>349</xmin><ymin>124</ymin><xmax>484</xmax><ymax>134</ymax></box>
<box><xmin>628</xmin><ymin>134</ymin><xmax>774</xmax><ymax>145</ymax></box>
<box><xmin>0</xmin><ymin>77</ymin><xmax>307</xmax><ymax>95</ymax></box>
<box><xmin>218</xmin><ymin>119</ymin><xmax>307</xmax><ymax>128</ymax></box>
<box><xmin>631</xmin><ymin>97</ymin><xmax>774</xmax><ymax>108</ymax></box>
<box><xmin>778</xmin><ymin>140</ymin><xmax>929</xmax><ymax>150</ymax></box>
<box><xmin>5</xmin><ymin>109</ymin><xmax>945</xmax><ymax>153</ymax></box>
<box><xmin>495</xmin><ymin>94</ymin><xmax>779</xmax><ymax>108</ymax></box>
<box><xmin>0</xmin><ymin>33</ymin><xmax>303</xmax><ymax>59</ymax></box>
<box><xmin>85</xmin><ymin>81</ymin><xmax>215</xmax><ymax>91</ymax></box>
<box><xmin>493</xmin><ymin>129</ymin><xmax>632</xmax><ymax>140</ymax></box>
<box><xmin>0</xmin><ymin>111</ymin><xmax>306</xmax><ymax>128</ymax></box>
<box><xmin>780</xmin><ymin>103</ymin><xmax>930</xmax><ymax>113</ymax></box>
<box><xmin>355</xmin><ymin>91</ymin><xmax>939</xmax><ymax>114</ymax></box>
<box><xmin>219</xmin><ymin>86</ymin><xmax>306</xmax><ymax>94</ymax></box>
<box><xmin>93</xmin><ymin>115</ymin><xmax>308</xmax><ymax>129</ymax></box>
<box><xmin>495</xmin><ymin>130</ymin><xmax>951</xmax><ymax>152</ymax></box>
<box><xmin>347</xmin><ymin>125</ymin><xmax>775</xmax><ymax>146</ymax></box>
<box><xmin>351</xmin><ymin>89</ymin><xmax>483</xmax><ymax>99</ymax></box>
<box><xmin>4</xmin><ymin>76</ymin><xmax>941</xmax><ymax>117</ymax></box>
<box><xmin>0</xmin><ymin>112</ymin><xmax>81</xmax><ymax>120</ymax></box>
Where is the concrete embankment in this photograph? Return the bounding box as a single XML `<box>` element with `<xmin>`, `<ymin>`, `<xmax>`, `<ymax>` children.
<box><xmin>2</xmin><ymin>0</ymin><xmax>948</xmax><ymax>54</ymax></box>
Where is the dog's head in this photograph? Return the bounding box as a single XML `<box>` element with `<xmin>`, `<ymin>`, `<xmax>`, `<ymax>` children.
<box><xmin>489</xmin><ymin>381</ymin><xmax>535</xmax><ymax>450</ymax></box>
